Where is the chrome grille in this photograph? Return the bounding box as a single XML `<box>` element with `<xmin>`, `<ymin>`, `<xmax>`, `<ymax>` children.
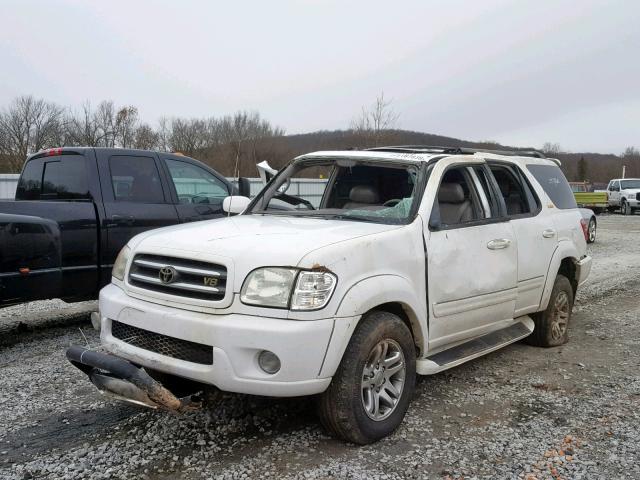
<box><xmin>128</xmin><ymin>254</ymin><xmax>226</xmax><ymax>301</ymax></box>
<box><xmin>111</xmin><ymin>320</ymin><xmax>213</xmax><ymax>365</ymax></box>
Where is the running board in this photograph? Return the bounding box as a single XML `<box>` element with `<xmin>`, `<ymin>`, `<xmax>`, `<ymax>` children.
<box><xmin>416</xmin><ymin>316</ymin><xmax>534</xmax><ymax>375</ymax></box>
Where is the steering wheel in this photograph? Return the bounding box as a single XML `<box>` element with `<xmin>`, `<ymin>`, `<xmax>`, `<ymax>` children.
<box><xmin>191</xmin><ymin>192</ymin><xmax>212</xmax><ymax>204</ymax></box>
<box><xmin>383</xmin><ymin>199</ymin><xmax>402</xmax><ymax>207</ymax></box>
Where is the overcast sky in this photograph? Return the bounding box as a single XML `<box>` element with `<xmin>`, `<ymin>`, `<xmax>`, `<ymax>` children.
<box><xmin>1</xmin><ymin>0</ymin><xmax>639</xmax><ymax>154</ymax></box>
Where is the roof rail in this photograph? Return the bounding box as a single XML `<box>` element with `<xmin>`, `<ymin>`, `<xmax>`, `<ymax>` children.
<box><xmin>366</xmin><ymin>145</ymin><xmax>547</xmax><ymax>159</ymax></box>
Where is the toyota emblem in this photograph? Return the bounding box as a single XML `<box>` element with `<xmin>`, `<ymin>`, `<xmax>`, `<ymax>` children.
<box><xmin>159</xmin><ymin>266</ymin><xmax>177</xmax><ymax>284</ymax></box>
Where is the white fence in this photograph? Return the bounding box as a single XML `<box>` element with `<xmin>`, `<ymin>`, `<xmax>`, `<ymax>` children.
<box><xmin>0</xmin><ymin>174</ymin><xmax>327</xmax><ymax>205</ymax></box>
<box><xmin>0</xmin><ymin>174</ymin><xmax>19</xmax><ymax>199</ymax></box>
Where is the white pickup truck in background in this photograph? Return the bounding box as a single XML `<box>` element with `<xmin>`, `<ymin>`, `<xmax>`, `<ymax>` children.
<box><xmin>606</xmin><ymin>178</ymin><xmax>640</xmax><ymax>215</ymax></box>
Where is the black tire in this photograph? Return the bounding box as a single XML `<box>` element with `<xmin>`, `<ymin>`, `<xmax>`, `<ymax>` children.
<box><xmin>316</xmin><ymin>311</ymin><xmax>416</xmax><ymax>444</ymax></box>
<box><xmin>526</xmin><ymin>274</ymin><xmax>573</xmax><ymax>347</ymax></box>
<box><xmin>587</xmin><ymin>217</ymin><xmax>596</xmax><ymax>243</ymax></box>
<box><xmin>622</xmin><ymin>200</ymin><xmax>631</xmax><ymax>215</ymax></box>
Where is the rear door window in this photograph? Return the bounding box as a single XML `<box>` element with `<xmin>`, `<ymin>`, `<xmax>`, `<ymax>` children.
<box><xmin>109</xmin><ymin>155</ymin><xmax>165</xmax><ymax>203</ymax></box>
<box><xmin>526</xmin><ymin>164</ymin><xmax>577</xmax><ymax>209</ymax></box>
<box><xmin>41</xmin><ymin>156</ymin><xmax>90</xmax><ymax>200</ymax></box>
<box><xmin>489</xmin><ymin>164</ymin><xmax>539</xmax><ymax>216</ymax></box>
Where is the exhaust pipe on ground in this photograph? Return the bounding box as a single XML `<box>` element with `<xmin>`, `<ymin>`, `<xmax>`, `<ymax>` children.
<box><xmin>66</xmin><ymin>345</ymin><xmax>200</xmax><ymax>412</ymax></box>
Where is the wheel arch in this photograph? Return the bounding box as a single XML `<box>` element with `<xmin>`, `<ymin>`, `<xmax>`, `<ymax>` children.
<box><xmin>539</xmin><ymin>242</ymin><xmax>580</xmax><ymax>310</ymax></box>
<box><xmin>320</xmin><ymin>275</ymin><xmax>427</xmax><ymax>377</ymax></box>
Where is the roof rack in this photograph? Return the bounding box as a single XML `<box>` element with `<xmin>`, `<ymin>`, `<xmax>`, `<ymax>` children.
<box><xmin>366</xmin><ymin>145</ymin><xmax>547</xmax><ymax>159</ymax></box>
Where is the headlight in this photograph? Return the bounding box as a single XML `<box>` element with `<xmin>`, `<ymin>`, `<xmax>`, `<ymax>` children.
<box><xmin>240</xmin><ymin>267</ymin><xmax>297</xmax><ymax>308</ymax></box>
<box><xmin>291</xmin><ymin>271</ymin><xmax>337</xmax><ymax>311</ymax></box>
<box><xmin>112</xmin><ymin>246</ymin><xmax>131</xmax><ymax>281</ymax></box>
<box><xmin>240</xmin><ymin>268</ymin><xmax>337</xmax><ymax>310</ymax></box>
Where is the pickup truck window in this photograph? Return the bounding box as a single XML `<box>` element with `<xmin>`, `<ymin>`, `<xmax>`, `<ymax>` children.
<box><xmin>15</xmin><ymin>158</ymin><xmax>44</xmax><ymax>200</ymax></box>
<box><xmin>620</xmin><ymin>180</ymin><xmax>640</xmax><ymax>189</ymax></box>
<box><xmin>165</xmin><ymin>159</ymin><xmax>229</xmax><ymax>204</ymax></box>
<box><xmin>526</xmin><ymin>164</ymin><xmax>577</xmax><ymax>209</ymax></box>
<box><xmin>109</xmin><ymin>155</ymin><xmax>165</xmax><ymax>203</ymax></box>
<box><xmin>41</xmin><ymin>156</ymin><xmax>90</xmax><ymax>200</ymax></box>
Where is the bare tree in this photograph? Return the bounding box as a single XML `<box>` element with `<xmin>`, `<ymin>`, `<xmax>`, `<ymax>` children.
<box><xmin>0</xmin><ymin>95</ymin><xmax>65</xmax><ymax>172</ymax></box>
<box><xmin>156</xmin><ymin>117</ymin><xmax>171</xmax><ymax>152</ymax></box>
<box><xmin>134</xmin><ymin>124</ymin><xmax>159</xmax><ymax>150</ymax></box>
<box><xmin>168</xmin><ymin>118</ymin><xmax>218</xmax><ymax>156</ymax></box>
<box><xmin>115</xmin><ymin>106</ymin><xmax>139</xmax><ymax>148</ymax></box>
<box><xmin>541</xmin><ymin>142</ymin><xmax>562</xmax><ymax>156</ymax></box>
<box><xmin>65</xmin><ymin>101</ymin><xmax>103</xmax><ymax>147</ymax></box>
<box><xmin>351</xmin><ymin>91</ymin><xmax>400</xmax><ymax>147</ymax></box>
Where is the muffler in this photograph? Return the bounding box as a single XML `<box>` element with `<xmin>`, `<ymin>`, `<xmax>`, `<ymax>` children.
<box><xmin>66</xmin><ymin>345</ymin><xmax>200</xmax><ymax>412</ymax></box>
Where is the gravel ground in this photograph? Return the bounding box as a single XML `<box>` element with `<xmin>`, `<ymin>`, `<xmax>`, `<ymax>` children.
<box><xmin>1</xmin><ymin>214</ymin><xmax>639</xmax><ymax>479</ymax></box>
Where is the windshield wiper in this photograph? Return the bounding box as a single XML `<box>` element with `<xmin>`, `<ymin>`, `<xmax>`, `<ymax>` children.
<box><xmin>329</xmin><ymin>214</ymin><xmax>379</xmax><ymax>223</ymax></box>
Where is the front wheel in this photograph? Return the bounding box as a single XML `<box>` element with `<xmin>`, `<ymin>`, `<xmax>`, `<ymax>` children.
<box><xmin>526</xmin><ymin>274</ymin><xmax>574</xmax><ymax>347</ymax></box>
<box><xmin>622</xmin><ymin>200</ymin><xmax>632</xmax><ymax>215</ymax></box>
<box><xmin>317</xmin><ymin>311</ymin><xmax>416</xmax><ymax>444</ymax></box>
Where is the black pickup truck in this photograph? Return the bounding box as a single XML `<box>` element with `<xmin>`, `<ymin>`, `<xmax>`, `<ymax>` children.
<box><xmin>0</xmin><ymin>147</ymin><xmax>243</xmax><ymax>306</ymax></box>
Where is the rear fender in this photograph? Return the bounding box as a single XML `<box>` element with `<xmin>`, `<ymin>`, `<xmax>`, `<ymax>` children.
<box><xmin>539</xmin><ymin>240</ymin><xmax>579</xmax><ymax>310</ymax></box>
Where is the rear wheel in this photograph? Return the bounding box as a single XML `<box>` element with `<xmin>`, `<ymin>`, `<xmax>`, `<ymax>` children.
<box><xmin>526</xmin><ymin>274</ymin><xmax>573</xmax><ymax>347</ymax></box>
<box><xmin>317</xmin><ymin>311</ymin><xmax>416</xmax><ymax>444</ymax></box>
<box><xmin>587</xmin><ymin>217</ymin><xmax>596</xmax><ymax>243</ymax></box>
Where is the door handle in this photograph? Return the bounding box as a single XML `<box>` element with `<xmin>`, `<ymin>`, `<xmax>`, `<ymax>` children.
<box><xmin>111</xmin><ymin>214</ymin><xmax>135</xmax><ymax>225</ymax></box>
<box><xmin>542</xmin><ymin>229</ymin><xmax>556</xmax><ymax>238</ymax></box>
<box><xmin>487</xmin><ymin>238</ymin><xmax>511</xmax><ymax>250</ymax></box>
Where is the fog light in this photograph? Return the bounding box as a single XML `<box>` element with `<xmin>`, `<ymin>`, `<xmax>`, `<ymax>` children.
<box><xmin>258</xmin><ymin>350</ymin><xmax>281</xmax><ymax>374</ymax></box>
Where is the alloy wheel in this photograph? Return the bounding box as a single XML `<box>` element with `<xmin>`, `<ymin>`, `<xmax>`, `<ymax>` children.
<box><xmin>550</xmin><ymin>291</ymin><xmax>570</xmax><ymax>340</ymax></box>
<box><xmin>361</xmin><ymin>339</ymin><xmax>406</xmax><ymax>421</ymax></box>
<box><xmin>589</xmin><ymin>220</ymin><xmax>596</xmax><ymax>242</ymax></box>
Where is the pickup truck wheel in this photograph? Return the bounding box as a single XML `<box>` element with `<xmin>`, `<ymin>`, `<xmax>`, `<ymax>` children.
<box><xmin>526</xmin><ymin>274</ymin><xmax>573</xmax><ymax>347</ymax></box>
<box><xmin>622</xmin><ymin>200</ymin><xmax>631</xmax><ymax>215</ymax></box>
<box><xmin>316</xmin><ymin>311</ymin><xmax>416</xmax><ymax>444</ymax></box>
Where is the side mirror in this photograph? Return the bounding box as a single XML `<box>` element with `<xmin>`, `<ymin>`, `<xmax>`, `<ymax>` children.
<box><xmin>238</xmin><ymin>177</ymin><xmax>251</xmax><ymax>197</ymax></box>
<box><xmin>223</xmin><ymin>196</ymin><xmax>251</xmax><ymax>215</ymax></box>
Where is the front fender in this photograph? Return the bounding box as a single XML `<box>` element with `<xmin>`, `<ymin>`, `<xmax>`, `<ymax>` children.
<box><xmin>319</xmin><ymin>275</ymin><xmax>427</xmax><ymax>378</ymax></box>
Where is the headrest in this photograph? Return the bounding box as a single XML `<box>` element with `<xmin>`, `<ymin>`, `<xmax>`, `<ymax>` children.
<box><xmin>349</xmin><ymin>185</ymin><xmax>379</xmax><ymax>204</ymax></box>
<box><xmin>438</xmin><ymin>183</ymin><xmax>465</xmax><ymax>203</ymax></box>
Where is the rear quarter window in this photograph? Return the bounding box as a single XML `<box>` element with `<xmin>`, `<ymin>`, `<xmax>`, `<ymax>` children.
<box><xmin>15</xmin><ymin>159</ymin><xmax>44</xmax><ymax>200</ymax></box>
<box><xmin>526</xmin><ymin>164</ymin><xmax>577</xmax><ymax>209</ymax></box>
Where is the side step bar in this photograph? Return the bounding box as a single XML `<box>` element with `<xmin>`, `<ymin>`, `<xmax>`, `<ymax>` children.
<box><xmin>66</xmin><ymin>345</ymin><xmax>200</xmax><ymax>412</ymax></box>
<box><xmin>416</xmin><ymin>316</ymin><xmax>534</xmax><ymax>375</ymax></box>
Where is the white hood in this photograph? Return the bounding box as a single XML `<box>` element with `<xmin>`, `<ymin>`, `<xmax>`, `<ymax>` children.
<box><xmin>130</xmin><ymin>214</ymin><xmax>401</xmax><ymax>291</ymax></box>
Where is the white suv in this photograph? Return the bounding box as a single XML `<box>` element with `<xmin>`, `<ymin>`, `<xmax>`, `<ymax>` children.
<box><xmin>68</xmin><ymin>146</ymin><xmax>592</xmax><ymax>444</ymax></box>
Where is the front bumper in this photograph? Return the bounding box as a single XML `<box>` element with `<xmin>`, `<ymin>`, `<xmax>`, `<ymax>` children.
<box><xmin>95</xmin><ymin>283</ymin><xmax>343</xmax><ymax>397</ymax></box>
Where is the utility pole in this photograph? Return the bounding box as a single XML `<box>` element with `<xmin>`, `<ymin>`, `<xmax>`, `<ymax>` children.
<box><xmin>622</xmin><ymin>165</ymin><xmax>626</xmax><ymax>179</ymax></box>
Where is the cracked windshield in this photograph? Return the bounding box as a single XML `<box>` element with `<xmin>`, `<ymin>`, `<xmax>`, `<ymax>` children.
<box><xmin>250</xmin><ymin>160</ymin><xmax>420</xmax><ymax>224</ymax></box>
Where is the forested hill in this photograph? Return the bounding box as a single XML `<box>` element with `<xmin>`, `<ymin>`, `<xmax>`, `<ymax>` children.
<box><xmin>262</xmin><ymin>129</ymin><xmax>635</xmax><ymax>184</ymax></box>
